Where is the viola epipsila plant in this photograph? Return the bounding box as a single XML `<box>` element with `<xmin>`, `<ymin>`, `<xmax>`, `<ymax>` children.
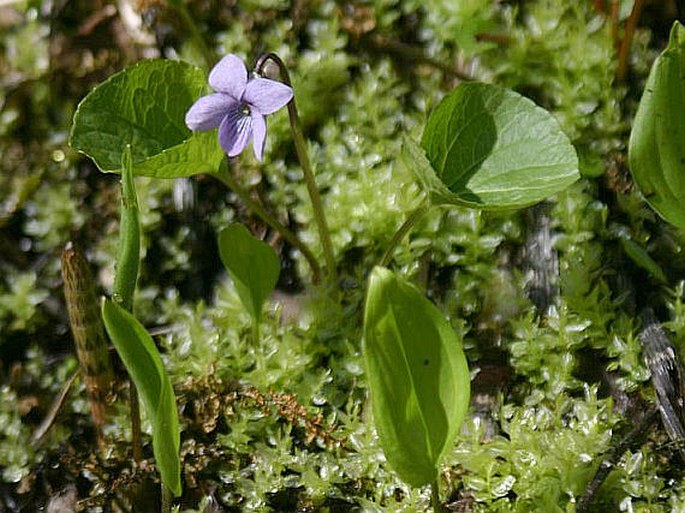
<box><xmin>15</xmin><ymin>2</ymin><xmax>685</xmax><ymax>510</ymax></box>
<box><xmin>68</xmin><ymin>46</ymin><xmax>580</xmax><ymax>510</ymax></box>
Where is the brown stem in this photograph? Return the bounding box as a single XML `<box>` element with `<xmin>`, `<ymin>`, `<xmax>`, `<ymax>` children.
<box><xmin>592</xmin><ymin>0</ymin><xmax>606</xmax><ymax>13</ymax></box>
<box><xmin>611</xmin><ymin>0</ymin><xmax>620</xmax><ymax>48</ymax></box>
<box><xmin>362</xmin><ymin>33</ymin><xmax>475</xmax><ymax>82</ymax></box>
<box><xmin>616</xmin><ymin>0</ymin><xmax>646</xmax><ymax>82</ymax></box>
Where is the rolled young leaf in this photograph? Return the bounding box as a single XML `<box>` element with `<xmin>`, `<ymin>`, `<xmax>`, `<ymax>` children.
<box><xmin>113</xmin><ymin>145</ymin><xmax>139</xmax><ymax>311</ymax></box>
<box><xmin>362</xmin><ymin>266</ymin><xmax>470</xmax><ymax>487</ymax></box>
<box><xmin>102</xmin><ymin>299</ymin><xmax>181</xmax><ymax>496</ymax></box>
<box><xmin>417</xmin><ymin>82</ymin><xmax>579</xmax><ymax>210</ymax></box>
<box><xmin>217</xmin><ymin>223</ymin><xmax>280</xmax><ymax>326</ymax></box>
<box><xmin>628</xmin><ymin>21</ymin><xmax>685</xmax><ymax>230</ymax></box>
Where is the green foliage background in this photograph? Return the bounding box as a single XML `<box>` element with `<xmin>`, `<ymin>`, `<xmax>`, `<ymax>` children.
<box><xmin>1</xmin><ymin>0</ymin><xmax>685</xmax><ymax>511</ymax></box>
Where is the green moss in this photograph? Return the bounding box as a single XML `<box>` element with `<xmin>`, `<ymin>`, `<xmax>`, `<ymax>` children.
<box><xmin>0</xmin><ymin>386</ymin><xmax>37</xmax><ymax>483</ymax></box>
<box><xmin>24</xmin><ymin>182</ymin><xmax>85</xmax><ymax>252</ymax></box>
<box><xmin>452</xmin><ymin>388</ymin><xmax>617</xmax><ymax>512</ymax></box>
<box><xmin>0</xmin><ymin>271</ymin><xmax>48</xmax><ymax>332</ymax></box>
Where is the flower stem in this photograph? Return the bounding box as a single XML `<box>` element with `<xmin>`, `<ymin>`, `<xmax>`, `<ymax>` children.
<box><xmin>255</xmin><ymin>53</ymin><xmax>338</xmax><ymax>285</ymax></box>
<box><xmin>379</xmin><ymin>203</ymin><xmax>432</xmax><ymax>267</ymax></box>
<box><xmin>214</xmin><ymin>160</ymin><xmax>322</xmax><ymax>284</ymax></box>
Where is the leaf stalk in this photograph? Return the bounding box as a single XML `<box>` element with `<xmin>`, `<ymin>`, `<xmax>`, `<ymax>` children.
<box><xmin>115</xmin><ymin>146</ymin><xmax>144</xmax><ymax>465</ymax></box>
<box><xmin>214</xmin><ymin>160</ymin><xmax>322</xmax><ymax>284</ymax></box>
<box><xmin>431</xmin><ymin>478</ymin><xmax>442</xmax><ymax>513</ymax></box>
<box><xmin>379</xmin><ymin>203</ymin><xmax>431</xmax><ymax>267</ymax></box>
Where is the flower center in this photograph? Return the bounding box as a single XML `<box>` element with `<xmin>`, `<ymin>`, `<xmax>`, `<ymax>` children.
<box><xmin>240</xmin><ymin>103</ymin><xmax>250</xmax><ymax>116</ymax></box>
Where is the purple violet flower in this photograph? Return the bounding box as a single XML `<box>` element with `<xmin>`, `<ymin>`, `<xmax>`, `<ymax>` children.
<box><xmin>185</xmin><ymin>54</ymin><xmax>293</xmax><ymax>161</ymax></box>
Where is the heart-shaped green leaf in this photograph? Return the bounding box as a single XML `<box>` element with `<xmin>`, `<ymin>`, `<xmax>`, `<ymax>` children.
<box><xmin>217</xmin><ymin>224</ymin><xmax>280</xmax><ymax>325</ymax></box>
<box><xmin>417</xmin><ymin>82</ymin><xmax>579</xmax><ymax>209</ymax></box>
<box><xmin>102</xmin><ymin>299</ymin><xmax>181</xmax><ymax>496</ymax></box>
<box><xmin>70</xmin><ymin>59</ymin><xmax>224</xmax><ymax>178</ymax></box>
<box><xmin>362</xmin><ymin>266</ymin><xmax>470</xmax><ymax>487</ymax></box>
<box><xmin>628</xmin><ymin>21</ymin><xmax>685</xmax><ymax>230</ymax></box>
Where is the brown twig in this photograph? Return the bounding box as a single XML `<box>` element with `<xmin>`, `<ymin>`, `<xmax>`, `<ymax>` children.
<box><xmin>611</xmin><ymin>0</ymin><xmax>620</xmax><ymax>48</ymax></box>
<box><xmin>362</xmin><ymin>33</ymin><xmax>475</xmax><ymax>82</ymax></box>
<box><xmin>32</xmin><ymin>370</ymin><xmax>80</xmax><ymax>443</ymax></box>
<box><xmin>593</xmin><ymin>0</ymin><xmax>606</xmax><ymax>13</ymax></box>
<box><xmin>577</xmin><ymin>406</ymin><xmax>658</xmax><ymax>512</ymax></box>
<box><xmin>616</xmin><ymin>0</ymin><xmax>646</xmax><ymax>82</ymax></box>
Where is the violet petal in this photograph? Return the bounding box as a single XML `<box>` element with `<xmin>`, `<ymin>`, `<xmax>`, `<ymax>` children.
<box><xmin>209</xmin><ymin>54</ymin><xmax>248</xmax><ymax>99</ymax></box>
<box><xmin>185</xmin><ymin>93</ymin><xmax>239</xmax><ymax>131</ymax></box>
<box><xmin>250</xmin><ymin>109</ymin><xmax>267</xmax><ymax>161</ymax></box>
<box><xmin>218</xmin><ymin>107</ymin><xmax>253</xmax><ymax>157</ymax></box>
<box><xmin>244</xmin><ymin>78</ymin><xmax>293</xmax><ymax>115</ymax></box>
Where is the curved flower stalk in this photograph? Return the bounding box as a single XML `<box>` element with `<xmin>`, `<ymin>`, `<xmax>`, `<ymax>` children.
<box><xmin>186</xmin><ymin>52</ymin><xmax>338</xmax><ymax>285</ymax></box>
<box><xmin>185</xmin><ymin>54</ymin><xmax>293</xmax><ymax>161</ymax></box>
<box><xmin>254</xmin><ymin>53</ymin><xmax>338</xmax><ymax>284</ymax></box>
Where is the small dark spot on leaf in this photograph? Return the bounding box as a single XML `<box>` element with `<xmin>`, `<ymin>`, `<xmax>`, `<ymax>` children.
<box><xmin>423</xmin><ymin>359</ymin><xmax>430</xmax><ymax>366</ymax></box>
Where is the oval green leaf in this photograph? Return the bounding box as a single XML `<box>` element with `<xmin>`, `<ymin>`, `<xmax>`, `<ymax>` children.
<box><xmin>102</xmin><ymin>298</ymin><xmax>181</xmax><ymax>496</ymax></box>
<box><xmin>628</xmin><ymin>21</ymin><xmax>685</xmax><ymax>230</ymax></box>
<box><xmin>217</xmin><ymin>224</ymin><xmax>280</xmax><ymax>325</ymax></box>
<box><xmin>362</xmin><ymin>266</ymin><xmax>470</xmax><ymax>487</ymax></box>
<box><xmin>418</xmin><ymin>82</ymin><xmax>579</xmax><ymax>209</ymax></box>
<box><xmin>70</xmin><ymin>59</ymin><xmax>224</xmax><ymax>178</ymax></box>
